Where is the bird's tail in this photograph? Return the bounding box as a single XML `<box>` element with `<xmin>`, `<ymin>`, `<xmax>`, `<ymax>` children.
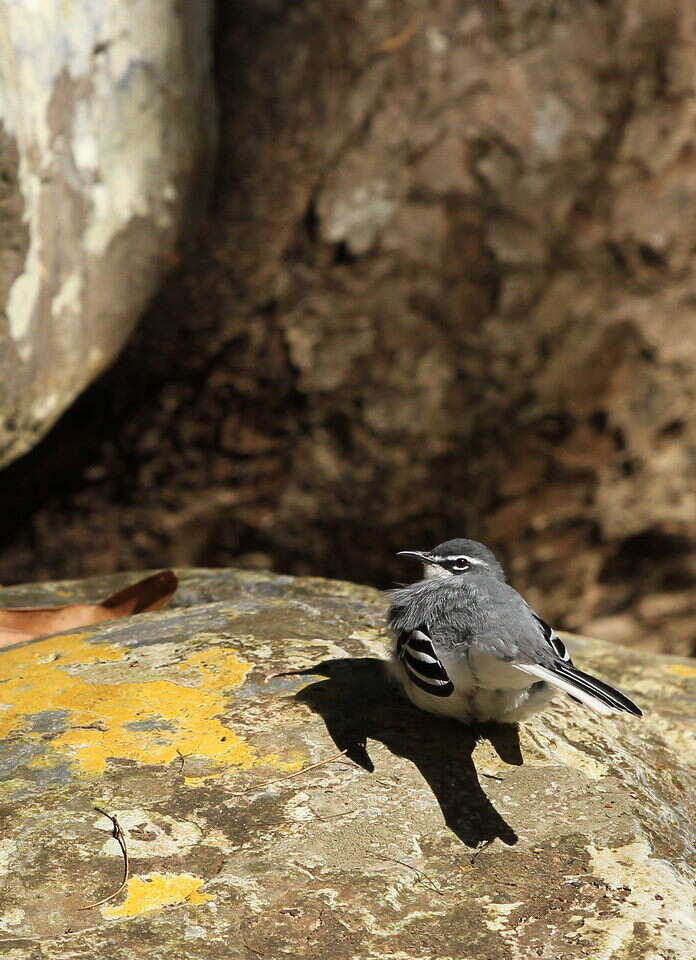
<box><xmin>513</xmin><ymin>661</ymin><xmax>642</xmax><ymax>717</ymax></box>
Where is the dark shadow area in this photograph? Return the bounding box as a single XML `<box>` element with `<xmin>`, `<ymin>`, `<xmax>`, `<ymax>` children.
<box><xmin>600</xmin><ymin>528</ymin><xmax>695</xmax><ymax>591</ymax></box>
<box><xmin>291</xmin><ymin>656</ymin><xmax>521</xmax><ymax>848</ymax></box>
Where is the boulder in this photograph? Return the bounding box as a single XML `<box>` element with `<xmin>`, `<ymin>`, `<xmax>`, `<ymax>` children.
<box><xmin>0</xmin><ymin>569</ymin><xmax>694</xmax><ymax>958</ymax></box>
<box><xmin>0</xmin><ymin>0</ymin><xmax>216</xmax><ymax>466</ymax></box>
<box><xmin>0</xmin><ymin>2</ymin><xmax>694</xmax><ymax>657</ymax></box>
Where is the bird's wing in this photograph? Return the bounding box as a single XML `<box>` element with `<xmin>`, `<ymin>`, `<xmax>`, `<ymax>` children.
<box><xmin>396</xmin><ymin>627</ymin><xmax>454</xmax><ymax>698</ymax></box>
<box><xmin>513</xmin><ymin>660</ymin><xmax>642</xmax><ymax>716</ymax></box>
<box><xmin>527</xmin><ymin>611</ymin><xmax>572</xmax><ymax>662</ymax></box>
<box><xmin>513</xmin><ymin>607</ymin><xmax>642</xmax><ymax>717</ymax></box>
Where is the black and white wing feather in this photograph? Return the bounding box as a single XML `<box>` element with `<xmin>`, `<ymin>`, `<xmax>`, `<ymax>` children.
<box><xmin>514</xmin><ymin>612</ymin><xmax>642</xmax><ymax>717</ymax></box>
<box><xmin>396</xmin><ymin>627</ymin><xmax>454</xmax><ymax>698</ymax></box>
<box><xmin>531</xmin><ymin>612</ymin><xmax>571</xmax><ymax>661</ymax></box>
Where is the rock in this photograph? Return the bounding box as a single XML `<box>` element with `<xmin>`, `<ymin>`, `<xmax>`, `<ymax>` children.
<box><xmin>0</xmin><ymin>1</ymin><xmax>216</xmax><ymax>466</ymax></box>
<box><xmin>0</xmin><ymin>569</ymin><xmax>694</xmax><ymax>958</ymax></box>
<box><xmin>0</xmin><ymin>2</ymin><xmax>694</xmax><ymax>657</ymax></box>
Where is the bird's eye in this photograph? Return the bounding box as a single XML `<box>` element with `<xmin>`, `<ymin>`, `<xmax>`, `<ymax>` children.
<box><xmin>451</xmin><ymin>560</ymin><xmax>470</xmax><ymax>572</ymax></box>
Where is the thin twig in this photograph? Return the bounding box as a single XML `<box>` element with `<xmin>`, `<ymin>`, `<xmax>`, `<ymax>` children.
<box><xmin>243</xmin><ymin>942</ymin><xmax>265</xmax><ymax>958</ymax></box>
<box><xmin>264</xmin><ymin>670</ymin><xmax>295</xmax><ymax>683</ymax></box>
<box><xmin>470</xmin><ymin>838</ymin><xmax>493</xmax><ymax>864</ymax></box>
<box><xmin>79</xmin><ymin>806</ymin><xmax>129</xmax><ymax>909</ymax></box>
<box><xmin>252</xmin><ymin>808</ymin><xmax>357</xmax><ymax>829</ymax></box>
<box><xmin>264</xmin><ymin>667</ymin><xmax>323</xmax><ymax>684</ymax></box>
<box><xmin>373</xmin><ymin>854</ymin><xmax>444</xmax><ymax>896</ymax></box>
<box><xmin>375</xmin><ymin>13</ymin><xmax>422</xmax><ymax>54</ymax></box>
<box><xmin>308</xmin><ymin>807</ymin><xmax>357</xmax><ymax>823</ymax></box>
<box><xmin>230</xmin><ymin>749</ymin><xmax>349</xmax><ymax>796</ymax></box>
<box><xmin>175</xmin><ymin>747</ymin><xmax>192</xmax><ymax>774</ymax></box>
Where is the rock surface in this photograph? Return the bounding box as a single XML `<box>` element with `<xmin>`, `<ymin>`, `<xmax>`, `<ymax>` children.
<box><xmin>0</xmin><ymin>0</ymin><xmax>693</xmax><ymax>657</ymax></box>
<box><xmin>0</xmin><ymin>569</ymin><xmax>694</xmax><ymax>959</ymax></box>
<box><xmin>0</xmin><ymin>0</ymin><xmax>215</xmax><ymax>466</ymax></box>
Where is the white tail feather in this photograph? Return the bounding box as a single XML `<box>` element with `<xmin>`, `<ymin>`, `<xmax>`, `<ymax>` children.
<box><xmin>512</xmin><ymin>663</ymin><xmax>619</xmax><ymax>716</ymax></box>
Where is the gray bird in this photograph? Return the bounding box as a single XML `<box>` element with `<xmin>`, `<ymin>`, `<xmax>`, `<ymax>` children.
<box><xmin>387</xmin><ymin>538</ymin><xmax>642</xmax><ymax>724</ymax></box>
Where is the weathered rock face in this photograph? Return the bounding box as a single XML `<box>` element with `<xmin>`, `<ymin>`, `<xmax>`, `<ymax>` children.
<box><xmin>0</xmin><ymin>0</ymin><xmax>215</xmax><ymax>466</ymax></box>
<box><xmin>1</xmin><ymin>569</ymin><xmax>694</xmax><ymax>958</ymax></box>
<box><xmin>0</xmin><ymin>1</ymin><xmax>693</xmax><ymax>657</ymax></box>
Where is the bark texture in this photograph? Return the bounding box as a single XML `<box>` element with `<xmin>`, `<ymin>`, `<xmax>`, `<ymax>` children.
<box><xmin>0</xmin><ymin>1</ymin><xmax>694</xmax><ymax>654</ymax></box>
<box><xmin>0</xmin><ymin>0</ymin><xmax>216</xmax><ymax>464</ymax></box>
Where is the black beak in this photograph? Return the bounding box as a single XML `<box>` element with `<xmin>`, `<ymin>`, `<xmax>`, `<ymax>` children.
<box><xmin>396</xmin><ymin>550</ymin><xmax>433</xmax><ymax>564</ymax></box>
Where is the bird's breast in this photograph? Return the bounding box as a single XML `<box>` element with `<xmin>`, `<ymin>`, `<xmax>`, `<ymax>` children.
<box><xmin>442</xmin><ymin>647</ymin><xmax>531</xmax><ymax>692</ymax></box>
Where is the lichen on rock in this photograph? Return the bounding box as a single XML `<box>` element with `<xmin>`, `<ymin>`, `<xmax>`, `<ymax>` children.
<box><xmin>0</xmin><ymin>568</ymin><xmax>693</xmax><ymax>957</ymax></box>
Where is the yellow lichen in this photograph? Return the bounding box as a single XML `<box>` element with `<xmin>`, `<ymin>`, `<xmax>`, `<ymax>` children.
<box><xmin>666</xmin><ymin>664</ymin><xmax>696</xmax><ymax>678</ymax></box>
<box><xmin>102</xmin><ymin>873</ymin><xmax>213</xmax><ymax>919</ymax></box>
<box><xmin>0</xmin><ymin>633</ymin><xmax>304</xmax><ymax>778</ymax></box>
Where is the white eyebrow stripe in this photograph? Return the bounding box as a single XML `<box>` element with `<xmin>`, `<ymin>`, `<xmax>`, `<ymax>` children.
<box><xmin>430</xmin><ymin>555</ymin><xmax>486</xmax><ymax>566</ymax></box>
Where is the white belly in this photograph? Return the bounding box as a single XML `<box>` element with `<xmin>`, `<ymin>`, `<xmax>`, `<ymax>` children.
<box><xmin>388</xmin><ymin>648</ymin><xmax>555</xmax><ymax>723</ymax></box>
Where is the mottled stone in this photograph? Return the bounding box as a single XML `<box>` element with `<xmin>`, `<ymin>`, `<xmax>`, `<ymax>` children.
<box><xmin>0</xmin><ymin>0</ymin><xmax>216</xmax><ymax>466</ymax></box>
<box><xmin>1</xmin><ymin>0</ymin><xmax>694</xmax><ymax>661</ymax></box>
<box><xmin>0</xmin><ymin>569</ymin><xmax>694</xmax><ymax>958</ymax></box>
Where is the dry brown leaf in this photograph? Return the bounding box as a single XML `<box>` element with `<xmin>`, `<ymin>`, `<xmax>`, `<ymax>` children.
<box><xmin>0</xmin><ymin>571</ymin><xmax>178</xmax><ymax>651</ymax></box>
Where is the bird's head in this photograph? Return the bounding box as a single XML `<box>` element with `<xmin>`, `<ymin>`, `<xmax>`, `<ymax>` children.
<box><xmin>397</xmin><ymin>538</ymin><xmax>506</xmax><ymax>582</ymax></box>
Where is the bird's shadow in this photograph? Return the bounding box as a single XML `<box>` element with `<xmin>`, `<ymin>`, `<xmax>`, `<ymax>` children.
<box><xmin>289</xmin><ymin>657</ymin><xmax>521</xmax><ymax>848</ymax></box>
